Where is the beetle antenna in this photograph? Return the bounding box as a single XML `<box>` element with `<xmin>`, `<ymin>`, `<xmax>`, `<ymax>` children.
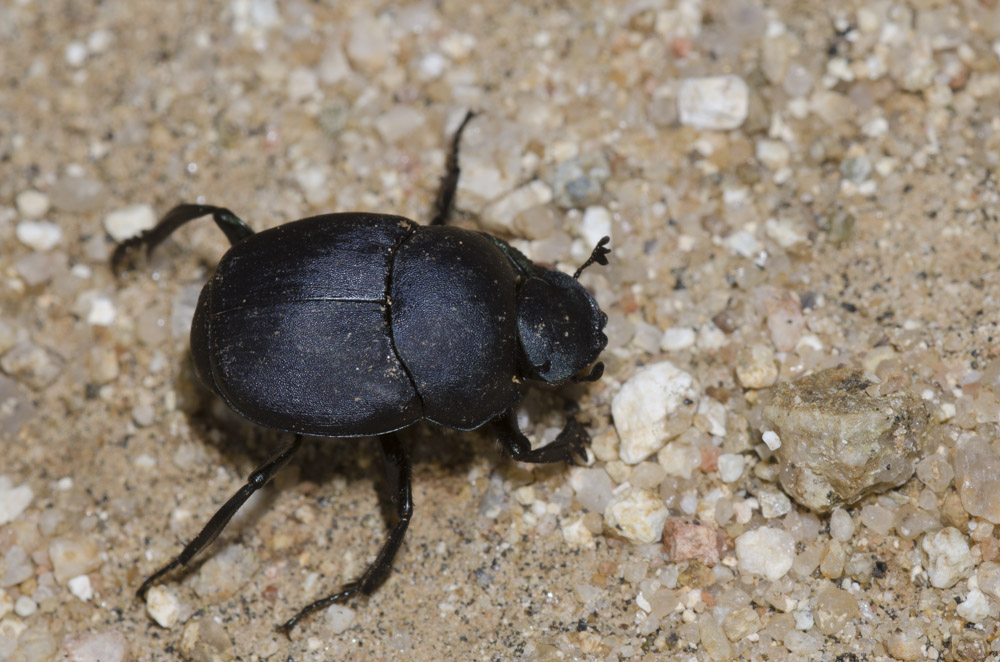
<box><xmin>573</xmin><ymin>237</ymin><xmax>611</xmax><ymax>279</ymax></box>
<box><xmin>571</xmin><ymin>362</ymin><xmax>604</xmax><ymax>383</ymax></box>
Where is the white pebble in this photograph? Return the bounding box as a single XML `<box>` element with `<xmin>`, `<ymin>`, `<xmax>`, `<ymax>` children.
<box><xmin>418</xmin><ymin>52</ymin><xmax>446</xmax><ymax>79</ymax></box>
<box><xmin>660</xmin><ymin>326</ymin><xmax>696</xmax><ymax>352</ymax></box>
<box><xmin>61</xmin><ymin>630</ymin><xmax>129</xmax><ymax>662</ymax></box>
<box><xmin>717</xmin><ymin>454</ymin><xmax>745</xmax><ymax>482</ymax></box>
<box><xmin>15</xmin><ymin>190</ymin><xmax>50</xmax><ymax>219</ymax></box>
<box><xmin>861</xmin><ymin>116</ymin><xmax>888</xmax><ymax>138</ymax></box>
<box><xmin>857</xmin><ymin>8</ymin><xmax>880</xmax><ymax>33</ymax></box>
<box><xmin>373</xmin><ymin>106</ymin><xmax>427</xmax><ymax>143</ymax></box>
<box><xmin>635</xmin><ymin>591</ymin><xmax>652</xmax><ymax>612</ymax></box>
<box><xmin>248</xmin><ymin>0</ymin><xmax>280</xmax><ymax>28</ymax></box>
<box><xmin>793</xmin><ymin>608</ymin><xmax>814</xmax><ymax>630</ymax></box>
<box><xmin>68</xmin><ymin>574</ymin><xmax>93</xmax><ymax>601</ymax></box>
<box><xmin>733</xmin><ymin>499</ymin><xmax>755</xmax><ymax>524</ymax></box>
<box><xmin>16</xmin><ymin>220</ymin><xmax>62</xmax><ymax>251</ymax></box>
<box><xmin>580</xmin><ymin>206</ymin><xmax>612</xmax><ymax>249</ymax></box>
<box><xmin>134</xmin><ymin>454</ymin><xmax>157</xmax><ymax>469</ymax></box>
<box><xmin>103</xmin><ymin>204</ymin><xmax>156</xmax><ymax>242</ymax></box>
<box><xmin>325</xmin><ymin>604</ymin><xmax>355</xmax><ymax>634</ymax></box>
<box><xmin>764</xmin><ymin>217</ymin><xmax>807</xmax><ymax>248</ymax></box>
<box><xmin>87</xmin><ymin>296</ymin><xmax>117</xmax><ymax>327</ymax></box>
<box><xmin>231</xmin><ymin>0</ymin><xmax>281</xmax><ymax>32</ymax></box>
<box><xmin>481</xmin><ymin>181</ymin><xmax>552</xmax><ymax>233</ymax></box>
<box><xmin>13</xmin><ymin>596</ymin><xmax>37</xmax><ymax>617</ymax></box>
<box><xmin>132</xmin><ymin>405</ymin><xmax>156</xmax><ymax>427</ymax></box>
<box><xmin>957</xmin><ymin>587</ymin><xmax>990</xmax><ymax>623</ymax></box>
<box><xmin>697</xmin><ymin>324</ymin><xmax>727</xmax><ymax>351</ymax></box>
<box><xmin>440</xmin><ymin>32</ymin><xmax>476</xmax><ymax>59</ymax></box>
<box><xmin>569</xmin><ymin>467</ymin><xmax>615</xmax><ymax>513</ymax></box>
<box><xmin>735</xmin><ymin>527</ymin><xmax>795</xmax><ymax>581</ymax></box>
<box><xmin>145</xmin><ymin>585</ymin><xmax>181</xmax><ymax>628</ymax></box>
<box><xmin>294</xmin><ymin>166</ymin><xmax>330</xmax><ymax>206</ymax></box>
<box><xmin>922</xmin><ymin>527</ymin><xmax>973</xmax><ymax>589</ymax></box>
<box><xmin>346</xmin><ymin>16</ymin><xmax>391</xmax><ymax>72</ymax></box>
<box><xmin>657</xmin><ymin>439</ymin><xmax>702</xmax><ymax>480</ymax></box>
<box><xmin>759</xmin><ymin>490</ymin><xmax>792</xmax><ymax>518</ymax></box>
<box><xmin>735</xmin><ymin>344</ymin><xmax>778</xmax><ymax>389</ymax></box>
<box><xmin>560</xmin><ymin>516</ymin><xmax>595</xmax><ymax>548</ymax></box>
<box><xmin>762</xmin><ymin>430</ymin><xmax>781</xmax><ymax>451</ymax></box>
<box><xmin>612</xmin><ymin>361</ymin><xmax>699</xmax><ymax>464</ymax></box>
<box><xmin>604</xmin><ymin>488</ymin><xmax>668</xmax><ymax>544</ymax></box>
<box><xmin>756</xmin><ymin>139</ymin><xmax>790</xmax><ymax>170</ymax></box>
<box><xmin>829</xmin><ymin>508</ymin><xmax>855</xmax><ymax>541</ymax></box>
<box><xmin>697</xmin><ymin>397</ymin><xmax>727</xmax><ymax>437</ymax></box>
<box><xmin>723</xmin><ymin>229</ymin><xmax>760</xmax><ymax>258</ymax></box>
<box><xmin>318</xmin><ymin>45</ymin><xmax>352</xmax><ymax>84</ymax></box>
<box><xmin>50</xmin><ymin>536</ymin><xmax>102</xmax><ymax>583</ymax></box>
<box><xmin>87</xmin><ymin>29</ymin><xmax>113</xmax><ymax>53</ymax></box>
<box><xmin>65</xmin><ymin>41</ymin><xmax>88</xmax><ymax>67</ymax></box>
<box><xmin>0</xmin><ymin>477</ymin><xmax>33</xmax><ymax>526</ymax></box>
<box><xmin>677</xmin><ymin>75</ymin><xmax>749</xmax><ymax>130</ymax></box>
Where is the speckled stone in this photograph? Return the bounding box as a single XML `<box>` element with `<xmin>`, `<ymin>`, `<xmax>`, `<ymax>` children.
<box><xmin>762</xmin><ymin>368</ymin><xmax>931</xmax><ymax>512</ymax></box>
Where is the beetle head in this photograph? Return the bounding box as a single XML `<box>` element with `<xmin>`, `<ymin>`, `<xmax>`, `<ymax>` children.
<box><xmin>516</xmin><ymin>239</ymin><xmax>610</xmax><ymax>385</ymax></box>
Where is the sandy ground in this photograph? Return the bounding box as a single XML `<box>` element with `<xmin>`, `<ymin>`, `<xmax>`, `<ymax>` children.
<box><xmin>4</xmin><ymin>1</ymin><xmax>1000</xmax><ymax>660</ymax></box>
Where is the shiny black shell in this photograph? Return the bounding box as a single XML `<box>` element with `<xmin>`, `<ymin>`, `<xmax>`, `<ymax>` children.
<box><xmin>190</xmin><ymin>213</ymin><xmax>521</xmax><ymax>436</ymax></box>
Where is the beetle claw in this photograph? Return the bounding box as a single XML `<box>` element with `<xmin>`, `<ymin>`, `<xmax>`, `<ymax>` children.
<box><xmin>110</xmin><ymin>234</ymin><xmax>150</xmax><ymax>276</ymax></box>
<box><xmin>556</xmin><ymin>416</ymin><xmax>590</xmax><ymax>463</ymax></box>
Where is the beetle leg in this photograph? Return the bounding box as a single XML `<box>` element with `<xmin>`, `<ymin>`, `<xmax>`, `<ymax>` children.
<box><xmin>276</xmin><ymin>433</ymin><xmax>413</xmax><ymax>636</ymax></box>
<box><xmin>112</xmin><ymin>204</ymin><xmax>254</xmax><ymax>274</ymax></box>
<box><xmin>429</xmin><ymin>110</ymin><xmax>476</xmax><ymax>226</ymax></box>
<box><xmin>492</xmin><ymin>409</ymin><xmax>589</xmax><ymax>464</ymax></box>
<box><xmin>136</xmin><ymin>434</ymin><xmax>304</xmax><ymax>600</ymax></box>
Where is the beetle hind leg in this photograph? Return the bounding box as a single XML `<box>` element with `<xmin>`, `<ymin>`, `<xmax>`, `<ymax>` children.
<box><xmin>136</xmin><ymin>434</ymin><xmax>304</xmax><ymax>600</ymax></box>
<box><xmin>277</xmin><ymin>433</ymin><xmax>413</xmax><ymax>636</ymax></box>
<box><xmin>492</xmin><ymin>409</ymin><xmax>589</xmax><ymax>464</ymax></box>
<box><xmin>112</xmin><ymin>204</ymin><xmax>254</xmax><ymax>274</ymax></box>
<box><xmin>428</xmin><ymin>110</ymin><xmax>476</xmax><ymax>226</ymax></box>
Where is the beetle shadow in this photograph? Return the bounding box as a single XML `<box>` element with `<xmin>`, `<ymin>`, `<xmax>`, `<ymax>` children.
<box><xmin>173</xmin><ymin>355</ymin><xmax>491</xmax><ymax>541</ymax></box>
<box><xmin>170</xmin><ymin>351</ymin><xmax>595</xmax><ymax>575</ymax></box>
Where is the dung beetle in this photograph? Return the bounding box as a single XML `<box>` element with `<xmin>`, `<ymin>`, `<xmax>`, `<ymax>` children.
<box><xmin>113</xmin><ymin>112</ymin><xmax>610</xmax><ymax>634</ymax></box>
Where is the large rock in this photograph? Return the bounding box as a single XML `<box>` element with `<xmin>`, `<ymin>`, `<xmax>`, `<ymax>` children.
<box><xmin>761</xmin><ymin>367</ymin><xmax>930</xmax><ymax>512</ymax></box>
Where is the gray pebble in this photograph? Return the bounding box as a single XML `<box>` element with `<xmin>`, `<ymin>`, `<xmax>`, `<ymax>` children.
<box><xmin>551</xmin><ymin>153</ymin><xmax>610</xmax><ymax>209</ymax></box>
<box><xmin>0</xmin><ymin>375</ymin><xmax>37</xmax><ymax>438</ymax></box>
<box><xmin>190</xmin><ymin>544</ymin><xmax>257</xmax><ymax>599</ymax></box>
<box><xmin>180</xmin><ymin>616</ymin><xmax>232</xmax><ymax>661</ymax></box>
<box><xmin>1</xmin><ymin>342</ymin><xmax>65</xmax><ymax>391</ymax></box>
<box><xmin>3</xmin><ymin>546</ymin><xmax>34</xmax><ymax>587</ymax></box>
<box><xmin>49</xmin><ymin>176</ymin><xmax>106</xmax><ymax>214</ymax></box>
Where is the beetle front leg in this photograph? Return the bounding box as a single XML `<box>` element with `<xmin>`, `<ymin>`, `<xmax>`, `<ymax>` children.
<box><xmin>492</xmin><ymin>409</ymin><xmax>589</xmax><ymax>464</ymax></box>
<box><xmin>136</xmin><ymin>434</ymin><xmax>304</xmax><ymax>600</ymax></box>
<box><xmin>277</xmin><ymin>433</ymin><xmax>413</xmax><ymax>636</ymax></box>
<box><xmin>112</xmin><ymin>204</ymin><xmax>254</xmax><ymax>274</ymax></box>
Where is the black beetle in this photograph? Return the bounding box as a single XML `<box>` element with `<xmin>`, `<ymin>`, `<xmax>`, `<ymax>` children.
<box><xmin>113</xmin><ymin>112</ymin><xmax>610</xmax><ymax>634</ymax></box>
